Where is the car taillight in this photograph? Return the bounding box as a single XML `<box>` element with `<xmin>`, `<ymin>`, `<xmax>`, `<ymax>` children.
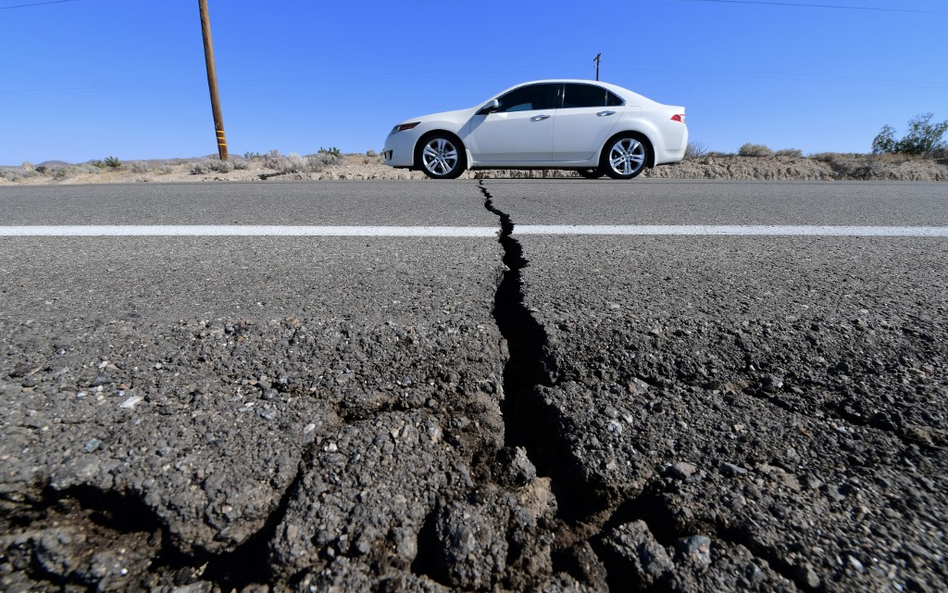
<box><xmin>671</xmin><ymin>114</ymin><xmax>685</xmax><ymax>123</ymax></box>
<box><xmin>393</xmin><ymin>122</ymin><xmax>420</xmax><ymax>133</ymax></box>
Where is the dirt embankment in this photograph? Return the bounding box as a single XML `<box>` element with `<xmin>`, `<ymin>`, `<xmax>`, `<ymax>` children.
<box><xmin>2</xmin><ymin>153</ymin><xmax>947</xmax><ymax>185</ymax></box>
<box><xmin>646</xmin><ymin>154</ymin><xmax>948</xmax><ymax>182</ymax></box>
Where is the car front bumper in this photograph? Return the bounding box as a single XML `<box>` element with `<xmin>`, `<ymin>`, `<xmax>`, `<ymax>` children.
<box><xmin>383</xmin><ymin>131</ymin><xmax>416</xmax><ymax>168</ymax></box>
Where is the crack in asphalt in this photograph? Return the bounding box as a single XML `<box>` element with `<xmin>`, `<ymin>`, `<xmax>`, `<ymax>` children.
<box><xmin>480</xmin><ymin>180</ymin><xmax>627</xmax><ymax>588</ymax></box>
<box><xmin>477</xmin><ymin>179</ymin><xmax>821</xmax><ymax>592</ymax></box>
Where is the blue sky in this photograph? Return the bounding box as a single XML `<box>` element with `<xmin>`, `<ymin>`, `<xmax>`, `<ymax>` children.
<box><xmin>1</xmin><ymin>0</ymin><xmax>946</xmax><ymax>164</ymax></box>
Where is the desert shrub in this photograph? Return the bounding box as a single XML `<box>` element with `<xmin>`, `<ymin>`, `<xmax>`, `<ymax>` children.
<box><xmin>263</xmin><ymin>149</ymin><xmax>290</xmax><ymax>171</ymax></box>
<box><xmin>71</xmin><ymin>164</ymin><xmax>99</xmax><ymax>175</ymax></box>
<box><xmin>685</xmin><ymin>141</ymin><xmax>710</xmax><ymax>159</ymax></box>
<box><xmin>810</xmin><ymin>152</ymin><xmax>837</xmax><ymax>163</ymax></box>
<box><xmin>310</xmin><ymin>152</ymin><xmax>340</xmax><ymax>168</ymax></box>
<box><xmin>2</xmin><ymin>164</ymin><xmax>43</xmax><ymax>181</ymax></box>
<box><xmin>738</xmin><ymin>143</ymin><xmax>774</xmax><ymax>157</ymax></box>
<box><xmin>243</xmin><ymin>151</ymin><xmax>264</xmax><ymax>160</ymax></box>
<box><xmin>280</xmin><ymin>152</ymin><xmax>307</xmax><ymax>173</ymax></box>
<box><xmin>104</xmin><ymin>156</ymin><xmax>122</xmax><ymax>169</ymax></box>
<box><xmin>48</xmin><ymin>166</ymin><xmax>72</xmax><ymax>178</ymax></box>
<box><xmin>190</xmin><ymin>158</ymin><xmax>234</xmax><ymax>175</ymax></box>
<box><xmin>130</xmin><ymin>161</ymin><xmax>150</xmax><ymax>173</ymax></box>
<box><xmin>775</xmin><ymin>148</ymin><xmax>803</xmax><ymax>158</ymax></box>
<box><xmin>232</xmin><ymin>159</ymin><xmax>249</xmax><ymax>170</ymax></box>
<box><xmin>366</xmin><ymin>149</ymin><xmax>377</xmax><ymax>158</ymax></box>
<box><xmin>872</xmin><ymin>113</ymin><xmax>948</xmax><ymax>157</ymax></box>
<box><xmin>260</xmin><ymin>150</ymin><xmax>340</xmax><ymax>174</ymax></box>
<box><xmin>318</xmin><ymin>146</ymin><xmax>342</xmax><ymax>158</ymax></box>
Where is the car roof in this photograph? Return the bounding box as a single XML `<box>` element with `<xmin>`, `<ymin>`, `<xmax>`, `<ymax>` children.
<box><xmin>492</xmin><ymin>79</ymin><xmax>655</xmax><ymax>106</ymax></box>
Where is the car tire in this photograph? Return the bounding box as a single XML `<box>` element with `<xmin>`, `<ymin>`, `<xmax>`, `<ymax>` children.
<box><xmin>576</xmin><ymin>168</ymin><xmax>603</xmax><ymax>179</ymax></box>
<box><xmin>601</xmin><ymin>134</ymin><xmax>649</xmax><ymax>180</ymax></box>
<box><xmin>416</xmin><ymin>133</ymin><xmax>466</xmax><ymax>179</ymax></box>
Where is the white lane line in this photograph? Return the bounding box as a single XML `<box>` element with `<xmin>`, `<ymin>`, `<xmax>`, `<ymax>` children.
<box><xmin>0</xmin><ymin>225</ymin><xmax>499</xmax><ymax>237</ymax></box>
<box><xmin>1</xmin><ymin>225</ymin><xmax>946</xmax><ymax>237</ymax></box>
<box><xmin>514</xmin><ymin>225</ymin><xmax>948</xmax><ymax>237</ymax></box>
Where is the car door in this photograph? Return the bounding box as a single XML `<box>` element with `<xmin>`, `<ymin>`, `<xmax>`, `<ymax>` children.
<box><xmin>467</xmin><ymin>83</ymin><xmax>560</xmax><ymax>165</ymax></box>
<box><xmin>552</xmin><ymin>83</ymin><xmax>624</xmax><ymax>163</ymax></box>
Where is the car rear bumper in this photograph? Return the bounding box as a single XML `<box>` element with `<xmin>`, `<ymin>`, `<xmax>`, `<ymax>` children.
<box><xmin>655</xmin><ymin>121</ymin><xmax>688</xmax><ymax>165</ymax></box>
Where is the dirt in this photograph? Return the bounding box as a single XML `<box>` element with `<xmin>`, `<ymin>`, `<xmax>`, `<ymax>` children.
<box><xmin>2</xmin><ymin>153</ymin><xmax>947</xmax><ymax>185</ymax></box>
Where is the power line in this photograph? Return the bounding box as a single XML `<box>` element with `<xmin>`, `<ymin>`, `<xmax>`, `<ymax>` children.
<box><xmin>658</xmin><ymin>0</ymin><xmax>948</xmax><ymax>15</ymax></box>
<box><xmin>0</xmin><ymin>0</ymin><xmax>79</xmax><ymax>9</ymax></box>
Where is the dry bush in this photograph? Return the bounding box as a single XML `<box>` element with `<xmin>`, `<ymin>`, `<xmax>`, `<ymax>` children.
<box><xmin>775</xmin><ymin>148</ymin><xmax>803</xmax><ymax>158</ymax></box>
<box><xmin>685</xmin><ymin>141</ymin><xmax>710</xmax><ymax>160</ymax></box>
<box><xmin>263</xmin><ymin>150</ymin><xmax>340</xmax><ymax>174</ymax></box>
<box><xmin>738</xmin><ymin>143</ymin><xmax>774</xmax><ymax>157</ymax></box>
<box><xmin>190</xmin><ymin>158</ymin><xmax>234</xmax><ymax>175</ymax></box>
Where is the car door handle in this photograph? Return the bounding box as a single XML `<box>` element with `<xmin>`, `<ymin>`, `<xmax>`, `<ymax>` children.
<box><xmin>597</xmin><ymin>110</ymin><xmax>616</xmax><ymax>117</ymax></box>
<box><xmin>530</xmin><ymin>115</ymin><xmax>551</xmax><ymax>122</ymax></box>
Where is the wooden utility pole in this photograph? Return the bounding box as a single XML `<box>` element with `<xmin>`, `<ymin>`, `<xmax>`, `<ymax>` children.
<box><xmin>199</xmin><ymin>0</ymin><xmax>227</xmax><ymax>161</ymax></box>
<box><xmin>594</xmin><ymin>53</ymin><xmax>601</xmax><ymax>81</ymax></box>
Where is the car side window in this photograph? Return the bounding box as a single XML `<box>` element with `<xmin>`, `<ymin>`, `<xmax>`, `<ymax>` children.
<box><xmin>562</xmin><ymin>84</ymin><xmax>626</xmax><ymax>109</ymax></box>
<box><xmin>495</xmin><ymin>84</ymin><xmax>560</xmax><ymax>113</ymax></box>
<box><xmin>562</xmin><ymin>84</ymin><xmax>604</xmax><ymax>108</ymax></box>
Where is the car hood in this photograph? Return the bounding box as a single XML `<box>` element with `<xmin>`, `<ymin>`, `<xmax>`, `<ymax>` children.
<box><xmin>405</xmin><ymin>107</ymin><xmax>479</xmax><ymax>126</ymax></box>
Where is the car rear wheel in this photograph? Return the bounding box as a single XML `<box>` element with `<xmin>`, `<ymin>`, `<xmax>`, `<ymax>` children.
<box><xmin>416</xmin><ymin>134</ymin><xmax>466</xmax><ymax>179</ymax></box>
<box><xmin>602</xmin><ymin>135</ymin><xmax>649</xmax><ymax>179</ymax></box>
<box><xmin>576</xmin><ymin>168</ymin><xmax>603</xmax><ymax>179</ymax></box>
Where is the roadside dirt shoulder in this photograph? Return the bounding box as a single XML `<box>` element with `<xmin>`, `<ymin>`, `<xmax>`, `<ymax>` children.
<box><xmin>3</xmin><ymin>154</ymin><xmax>947</xmax><ymax>185</ymax></box>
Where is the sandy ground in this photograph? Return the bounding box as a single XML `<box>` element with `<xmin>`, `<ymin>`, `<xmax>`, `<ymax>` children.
<box><xmin>3</xmin><ymin>153</ymin><xmax>948</xmax><ymax>185</ymax></box>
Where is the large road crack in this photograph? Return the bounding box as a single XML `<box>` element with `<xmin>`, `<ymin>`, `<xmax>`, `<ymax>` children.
<box><xmin>479</xmin><ymin>181</ymin><xmax>622</xmax><ymax>583</ymax></box>
<box><xmin>477</xmin><ymin>180</ymin><xmax>814</xmax><ymax>592</ymax></box>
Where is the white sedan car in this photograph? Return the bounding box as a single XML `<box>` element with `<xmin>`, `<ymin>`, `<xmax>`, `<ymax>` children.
<box><xmin>383</xmin><ymin>80</ymin><xmax>687</xmax><ymax>180</ymax></box>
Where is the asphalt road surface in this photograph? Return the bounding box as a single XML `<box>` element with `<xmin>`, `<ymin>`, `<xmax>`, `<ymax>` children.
<box><xmin>1</xmin><ymin>180</ymin><xmax>946</xmax><ymax>592</ymax></box>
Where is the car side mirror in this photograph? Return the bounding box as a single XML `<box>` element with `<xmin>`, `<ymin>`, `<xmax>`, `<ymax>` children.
<box><xmin>477</xmin><ymin>99</ymin><xmax>500</xmax><ymax>115</ymax></box>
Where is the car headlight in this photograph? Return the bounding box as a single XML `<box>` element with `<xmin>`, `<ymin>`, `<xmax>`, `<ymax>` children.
<box><xmin>391</xmin><ymin>122</ymin><xmax>420</xmax><ymax>134</ymax></box>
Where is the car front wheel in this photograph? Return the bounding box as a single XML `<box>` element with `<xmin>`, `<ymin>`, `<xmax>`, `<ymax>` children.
<box><xmin>602</xmin><ymin>135</ymin><xmax>649</xmax><ymax>179</ymax></box>
<box><xmin>416</xmin><ymin>134</ymin><xmax>466</xmax><ymax>179</ymax></box>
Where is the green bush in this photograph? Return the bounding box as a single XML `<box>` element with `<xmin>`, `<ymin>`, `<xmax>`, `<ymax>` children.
<box><xmin>738</xmin><ymin>143</ymin><xmax>774</xmax><ymax>157</ymax></box>
<box><xmin>318</xmin><ymin>146</ymin><xmax>342</xmax><ymax>158</ymax></box>
<box><xmin>104</xmin><ymin>156</ymin><xmax>122</xmax><ymax>169</ymax></box>
<box><xmin>872</xmin><ymin>113</ymin><xmax>947</xmax><ymax>157</ymax></box>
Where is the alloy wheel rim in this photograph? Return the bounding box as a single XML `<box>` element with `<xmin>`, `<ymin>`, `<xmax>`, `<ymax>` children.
<box><xmin>422</xmin><ymin>138</ymin><xmax>458</xmax><ymax>175</ymax></box>
<box><xmin>609</xmin><ymin>139</ymin><xmax>645</xmax><ymax>176</ymax></box>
